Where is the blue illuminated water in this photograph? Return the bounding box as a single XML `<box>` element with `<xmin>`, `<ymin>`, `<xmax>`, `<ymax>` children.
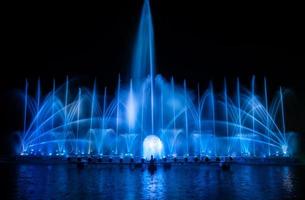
<box><xmin>1</xmin><ymin>163</ymin><xmax>304</xmax><ymax>199</ymax></box>
<box><xmin>17</xmin><ymin>0</ymin><xmax>298</xmax><ymax>159</ymax></box>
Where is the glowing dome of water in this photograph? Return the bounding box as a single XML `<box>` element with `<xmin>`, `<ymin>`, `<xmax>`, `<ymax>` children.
<box><xmin>143</xmin><ymin>135</ymin><xmax>164</xmax><ymax>159</ymax></box>
<box><xmin>16</xmin><ymin>0</ymin><xmax>296</xmax><ymax>159</ymax></box>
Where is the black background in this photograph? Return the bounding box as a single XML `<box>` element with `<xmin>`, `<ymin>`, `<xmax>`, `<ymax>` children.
<box><xmin>1</xmin><ymin>1</ymin><xmax>304</xmax><ymax>155</ymax></box>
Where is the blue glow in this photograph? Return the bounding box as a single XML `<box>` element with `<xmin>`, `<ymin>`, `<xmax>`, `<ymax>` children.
<box><xmin>127</xmin><ymin>80</ymin><xmax>136</xmax><ymax>130</ymax></box>
<box><xmin>16</xmin><ymin>0</ymin><xmax>296</xmax><ymax>159</ymax></box>
<box><xmin>143</xmin><ymin>135</ymin><xmax>164</xmax><ymax>159</ymax></box>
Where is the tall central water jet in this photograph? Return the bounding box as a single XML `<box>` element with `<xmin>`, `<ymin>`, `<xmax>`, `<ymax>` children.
<box><xmin>132</xmin><ymin>0</ymin><xmax>155</xmax><ymax>82</ymax></box>
<box><xmin>132</xmin><ymin>0</ymin><xmax>155</xmax><ymax>134</ymax></box>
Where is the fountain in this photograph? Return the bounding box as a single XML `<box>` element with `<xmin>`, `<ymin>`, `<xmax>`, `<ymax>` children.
<box><xmin>17</xmin><ymin>0</ymin><xmax>295</xmax><ymax>163</ymax></box>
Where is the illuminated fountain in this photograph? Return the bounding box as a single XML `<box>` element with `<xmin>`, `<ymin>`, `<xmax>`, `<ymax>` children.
<box><xmin>17</xmin><ymin>0</ymin><xmax>294</xmax><ymax>160</ymax></box>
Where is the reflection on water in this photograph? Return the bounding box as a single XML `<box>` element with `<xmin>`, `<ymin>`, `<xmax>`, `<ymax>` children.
<box><xmin>1</xmin><ymin>164</ymin><xmax>304</xmax><ymax>199</ymax></box>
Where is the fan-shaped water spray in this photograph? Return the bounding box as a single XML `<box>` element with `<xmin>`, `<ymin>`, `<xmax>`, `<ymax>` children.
<box><xmin>18</xmin><ymin>0</ymin><xmax>294</xmax><ymax>159</ymax></box>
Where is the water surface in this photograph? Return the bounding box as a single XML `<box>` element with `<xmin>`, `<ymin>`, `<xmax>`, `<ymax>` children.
<box><xmin>1</xmin><ymin>163</ymin><xmax>304</xmax><ymax>200</ymax></box>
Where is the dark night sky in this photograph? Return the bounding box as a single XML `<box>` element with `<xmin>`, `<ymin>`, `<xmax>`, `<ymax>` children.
<box><xmin>1</xmin><ymin>1</ymin><xmax>304</xmax><ymax>155</ymax></box>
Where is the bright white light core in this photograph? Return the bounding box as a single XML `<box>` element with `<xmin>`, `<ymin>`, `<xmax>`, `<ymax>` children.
<box><xmin>143</xmin><ymin>135</ymin><xmax>163</xmax><ymax>159</ymax></box>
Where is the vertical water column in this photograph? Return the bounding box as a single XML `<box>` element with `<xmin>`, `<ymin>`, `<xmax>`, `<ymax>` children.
<box><xmin>126</xmin><ymin>79</ymin><xmax>136</xmax><ymax>154</ymax></box>
<box><xmin>88</xmin><ymin>79</ymin><xmax>96</xmax><ymax>154</ymax></box>
<box><xmin>140</xmin><ymin>85</ymin><xmax>145</xmax><ymax>157</ymax></box>
<box><xmin>197</xmin><ymin>84</ymin><xmax>202</xmax><ymax>154</ymax></box>
<box><xmin>264</xmin><ymin>78</ymin><xmax>270</xmax><ymax>156</ymax></box>
<box><xmin>127</xmin><ymin>79</ymin><xmax>136</xmax><ymax>135</ymax></box>
<box><xmin>63</xmin><ymin>76</ymin><xmax>69</xmax><ymax>154</ymax></box>
<box><xmin>36</xmin><ymin>78</ymin><xmax>41</xmax><ymax>150</ymax></box>
<box><xmin>184</xmin><ymin>80</ymin><xmax>189</xmax><ymax>156</ymax></box>
<box><xmin>131</xmin><ymin>0</ymin><xmax>155</xmax><ymax>134</ymax></box>
<box><xmin>224</xmin><ymin>78</ymin><xmax>229</xmax><ymax>155</ymax></box>
<box><xmin>171</xmin><ymin>77</ymin><xmax>176</xmax><ymax>131</ymax></box>
<box><xmin>160</xmin><ymin>85</ymin><xmax>164</xmax><ymax>131</ymax></box>
<box><xmin>280</xmin><ymin>87</ymin><xmax>286</xmax><ymax>147</ymax></box>
<box><xmin>36</xmin><ymin>78</ymin><xmax>41</xmax><ymax>114</ymax></box>
<box><xmin>51</xmin><ymin>79</ymin><xmax>57</xmax><ymax>153</ymax></box>
<box><xmin>150</xmin><ymin>54</ymin><xmax>154</xmax><ymax>135</ymax></box>
<box><xmin>147</xmin><ymin>0</ymin><xmax>155</xmax><ymax>135</ymax></box>
<box><xmin>171</xmin><ymin>77</ymin><xmax>176</xmax><ymax>156</ymax></box>
<box><xmin>22</xmin><ymin>79</ymin><xmax>28</xmax><ymax>152</ymax></box>
<box><xmin>51</xmin><ymin>79</ymin><xmax>55</xmax><ymax>133</ymax></box>
<box><xmin>251</xmin><ymin>76</ymin><xmax>256</xmax><ymax>156</ymax></box>
<box><xmin>210</xmin><ymin>82</ymin><xmax>216</xmax><ymax>155</ymax></box>
<box><xmin>76</xmin><ymin>88</ymin><xmax>81</xmax><ymax>154</ymax></box>
<box><xmin>115</xmin><ymin>75</ymin><xmax>121</xmax><ymax>154</ymax></box>
<box><xmin>101</xmin><ymin>87</ymin><xmax>107</xmax><ymax>155</ymax></box>
<box><xmin>237</xmin><ymin>78</ymin><xmax>242</xmax><ymax>155</ymax></box>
